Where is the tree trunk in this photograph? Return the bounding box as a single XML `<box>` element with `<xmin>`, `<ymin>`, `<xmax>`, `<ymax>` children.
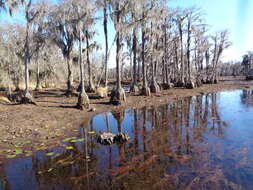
<box><xmin>77</xmin><ymin>27</ymin><xmax>89</xmax><ymax>110</ymax></box>
<box><xmin>178</xmin><ymin>21</ymin><xmax>185</xmax><ymax>86</ymax></box>
<box><xmin>65</xmin><ymin>56</ymin><xmax>75</xmax><ymax>96</ymax></box>
<box><xmin>22</xmin><ymin>20</ymin><xmax>35</xmax><ymax>105</ymax></box>
<box><xmin>86</xmin><ymin>30</ymin><xmax>95</xmax><ymax>93</ymax></box>
<box><xmin>130</xmin><ymin>22</ymin><xmax>139</xmax><ymax>93</ymax></box>
<box><xmin>103</xmin><ymin>1</ymin><xmax>108</xmax><ymax>87</ymax></box>
<box><xmin>150</xmin><ymin>30</ymin><xmax>160</xmax><ymax>93</ymax></box>
<box><xmin>186</xmin><ymin>18</ymin><xmax>194</xmax><ymax>89</ymax></box>
<box><xmin>110</xmin><ymin>3</ymin><xmax>126</xmax><ymax>105</ymax></box>
<box><xmin>141</xmin><ymin>21</ymin><xmax>150</xmax><ymax>96</ymax></box>
<box><xmin>35</xmin><ymin>53</ymin><xmax>42</xmax><ymax>91</ymax></box>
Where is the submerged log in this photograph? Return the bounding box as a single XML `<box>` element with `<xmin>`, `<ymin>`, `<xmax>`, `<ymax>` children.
<box><xmin>97</xmin><ymin>132</ymin><xmax>115</xmax><ymax>145</ymax></box>
<box><xmin>114</xmin><ymin>132</ymin><xmax>130</xmax><ymax>143</ymax></box>
<box><xmin>97</xmin><ymin>132</ymin><xmax>130</xmax><ymax>145</ymax></box>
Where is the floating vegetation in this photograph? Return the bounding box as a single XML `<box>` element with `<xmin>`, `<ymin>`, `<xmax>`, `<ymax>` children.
<box><xmin>14</xmin><ymin>149</ymin><xmax>23</xmax><ymax>155</ymax></box>
<box><xmin>46</xmin><ymin>152</ymin><xmax>54</xmax><ymax>157</ymax></box>
<box><xmin>70</xmin><ymin>138</ymin><xmax>85</xmax><ymax>143</ymax></box>
<box><xmin>6</xmin><ymin>154</ymin><xmax>16</xmax><ymax>159</ymax></box>
<box><xmin>62</xmin><ymin>137</ymin><xmax>77</xmax><ymax>142</ymax></box>
<box><xmin>47</xmin><ymin>168</ymin><xmax>53</xmax><ymax>172</ymax></box>
<box><xmin>66</xmin><ymin>146</ymin><xmax>74</xmax><ymax>150</ymax></box>
<box><xmin>88</xmin><ymin>131</ymin><xmax>96</xmax><ymax>135</ymax></box>
<box><xmin>25</xmin><ymin>150</ymin><xmax>32</xmax><ymax>157</ymax></box>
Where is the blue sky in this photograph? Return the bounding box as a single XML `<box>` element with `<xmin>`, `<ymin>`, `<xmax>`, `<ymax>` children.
<box><xmin>0</xmin><ymin>0</ymin><xmax>252</xmax><ymax>63</ymax></box>
<box><xmin>170</xmin><ymin>0</ymin><xmax>253</xmax><ymax>62</ymax></box>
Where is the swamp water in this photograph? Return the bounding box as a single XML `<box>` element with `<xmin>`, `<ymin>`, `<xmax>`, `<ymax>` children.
<box><xmin>1</xmin><ymin>90</ymin><xmax>253</xmax><ymax>190</ymax></box>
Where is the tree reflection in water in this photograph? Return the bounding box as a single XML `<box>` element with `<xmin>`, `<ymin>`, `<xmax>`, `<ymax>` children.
<box><xmin>1</xmin><ymin>92</ymin><xmax>251</xmax><ymax>190</ymax></box>
<box><xmin>241</xmin><ymin>89</ymin><xmax>253</xmax><ymax>107</ymax></box>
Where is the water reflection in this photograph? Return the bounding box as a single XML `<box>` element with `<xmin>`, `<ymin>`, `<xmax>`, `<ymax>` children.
<box><xmin>241</xmin><ymin>89</ymin><xmax>253</xmax><ymax>107</ymax></box>
<box><xmin>1</xmin><ymin>90</ymin><xmax>253</xmax><ymax>189</ymax></box>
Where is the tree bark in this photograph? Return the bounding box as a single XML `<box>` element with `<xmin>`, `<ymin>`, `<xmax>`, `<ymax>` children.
<box><xmin>86</xmin><ymin>30</ymin><xmax>95</xmax><ymax>93</ymax></box>
<box><xmin>77</xmin><ymin>26</ymin><xmax>89</xmax><ymax>110</ymax></box>
<box><xmin>22</xmin><ymin>19</ymin><xmax>35</xmax><ymax>105</ymax></box>
<box><xmin>110</xmin><ymin>2</ymin><xmax>126</xmax><ymax>105</ymax></box>
<box><xmin>141</xmin><ymin>20</ymin><xmax>150</xmax><ymax>96</ymax></box>
<box><xmin>103</xmin><ymin>1</ymin><xmax>108</xmax><ymax>87</ymax></box>
<box><xmin>178</xmin><ymin>21</ymin><xmax>185</xmax><ymax>86</ymax></box>
<box><xmin>35</xmin><ymin>52</ymin><xmax>41</xmax><ymax>91</ymax></box>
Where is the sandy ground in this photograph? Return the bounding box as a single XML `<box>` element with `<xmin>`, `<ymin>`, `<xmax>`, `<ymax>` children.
<box><xmin>0</xmin><ymin>77</ymin><xmax>252</xmax><ymax>157</ymax></box>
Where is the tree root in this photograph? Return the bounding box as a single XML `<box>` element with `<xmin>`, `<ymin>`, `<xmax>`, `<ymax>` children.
<box><xmin>20</xmin><ymin>92</ymin><xmax>37</xmax><ymax>105</ymax></box>
<box><xmin>110</xmin><ymin>88</ymin><xmax>126</xmax><ymax>105</ymax></box>
<box><xmin>130</xmin><ymin>85</ymin><xmax>139</xmax><ymax>95</ymax></box>
<box><xmin>76</xmin><ymin>92</ymin><xmax>89</xmax><ymax>110</ymax></box>
<box><xmin>141</xmin><ymin>86</ymin><xmax>151</xmax><ymax>96</ymax></box>
<box><xmin>150</xmin><ymin>81</ymin><xmax>160</xmax><ymax>93</ymax></box>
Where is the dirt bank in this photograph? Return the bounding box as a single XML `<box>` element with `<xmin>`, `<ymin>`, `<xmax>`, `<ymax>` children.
<box><xmin>0</xmin><ymin>79</ymin><xmax>252</xmax><ymax>158</ymax></box>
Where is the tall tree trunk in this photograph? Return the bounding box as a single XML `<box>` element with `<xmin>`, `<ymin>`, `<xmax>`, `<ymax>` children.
<box><xmin>174</xmin><ymin>40</ymin><xmax>179</xmax><ymax>83</ymax></box>
<box><xmin>7</xmin><ymin>46</ymin><xmax>12</xmax><ymax>99</ymax></box>
<box><xmin>35</xmin><ymin>52</ymin><xmax>41</xmax><ymax>91</ymax></box>
<box><xmin>77</xmin><ymin>27</ymin><xmax>89</xmax><ymax>110</ymax></box>
<box><xmin>163</xmin><ymin>21</ymin><xmax>168</xmax><ymax>86</ymax></box>
<box><xmin>205</xmin><ymin>49</ymin><xmax>210</xmax><ymax>83</ymax></box>
<box><xmin>116</xmin><ymin>32</ymin><xmax>121</xmax><ymax>90</ymax></box>
<box><xmin>141</xmin><ymin>20</ymin><xmax>150</xmax><ymax>96</ymax></box>
<box><xmin>186</xmin><ymin>18</ymin><xmax>194</xmax><ymax>89</ymax></box>
<box><xmin>66</xmin><ymin>56</ymin><xmax>74</xmax><ymax>93</ymax></box>
<box><xmin>110</xmin><ymin>2</ymin><xmax>126</xmax><ymax>105</ymax></box>
<box><xmin>22</xmin><ymin>20</ymin><xmax>35</xmax><ymax>104</ymax></box>
<box><xmin>103</xmin><ymin>1</ymin><xmax>108</xmax><ymax>87</ymax></box>
<box><xmin>86</xmin><ymin>30</ymin><xmax>95</xmax><ymax>92</ymax></box>
<box><xmin>150</xmin><ymin>24</ymin><xmax>159</xmax><ymax>93</ymax></box>
<box><xmin>178</xmin><ymin>21</ymin><xmax>185</xmax><ymax>86</ymax></box>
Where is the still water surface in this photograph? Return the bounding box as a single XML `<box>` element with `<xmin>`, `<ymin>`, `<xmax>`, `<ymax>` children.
<box><xmin>1</xmin><ymin>90</ymin><xmax>253</xmax><ymax>190</ymax></box>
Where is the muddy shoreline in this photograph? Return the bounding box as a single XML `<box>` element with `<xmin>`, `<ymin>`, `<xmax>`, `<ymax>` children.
<box><xmin>0</xmin><ymin>79</ymin><xmax>252</xmax><ymax>158</ymax></box>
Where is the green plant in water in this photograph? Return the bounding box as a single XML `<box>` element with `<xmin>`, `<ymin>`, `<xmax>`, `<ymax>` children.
<box><xmin>62</xmin><ymin>137</ymin><xmax>77</xmax><ymax>142</ymax></box>
<box><xmin>6</xmin><ymin>154</ymin><xmax>16</xmax><ymax>159</ymax></box>
<box><xmin>66</xmin><ymin>146</ymin><xmax>74</xmax><ymax>150</ymax></box>
<box><xmin>46</xmin><ymin>152</ymin><xmax>54</xmax><ymax>157</ymax></box>
<box><xmin>15</xmin><ymin>149</ymin><xmax>23</xmax><ymax>155</ymax></box>
<box><xmin>70</xmin><ymin>138</ymin><xmax>85</xmax><ymax>143</ymax></box>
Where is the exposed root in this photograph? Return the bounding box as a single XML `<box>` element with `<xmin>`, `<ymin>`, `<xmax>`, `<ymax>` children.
<box><xmin>110</xmin><ymin>88</ymin><xmax>126</xmax><ymax>105</ymax></box>
<box><xmin>65</xmin><ymin>89</ymin><xmax>77</xmax><ymax>98</ymax></box>
<box><xmin>20</xmin><ymin>92</ymin><xmax>37</xmax><ymax>105</ymax></box>
<box><xmin>150</xmin><ymin>81</ymin><xmax>160</xmax><ymax>93</ymax></box>
<box><xmin>130</xmin><ymin>85</ymin><xmax>139</xmax><ymax>95</ymax></box>
<box><xmin>185</xmin><ymin>80</ymin><xmax>195</xmax><ymax>89</ymax></box>
<box><xmin>86</xmin><ymin>83</ymin><xmax>96</xmax><ymax>93</ymax></box>
<box><xmin>76</xmin><ymin>92</ymin><xmax>89</xmax><ymax>110</ymax></box>
<box><xmin>141</xmin><ymin>86</ymin><xmax>151</xmax><ymax>96</ymax></box>
<box><xmin>161</xmin><ymin>83</ymin><xmax>174</xmax><ymax>90</ymax></box>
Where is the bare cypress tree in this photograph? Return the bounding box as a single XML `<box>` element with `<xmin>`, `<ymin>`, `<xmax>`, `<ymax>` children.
<box><xmin>109</xmin><ymin>1</ymin><xmax>127</xmax><ymax>105</ymax></box>
<box><xmin>210</xmin><ymin>30</ymin><xmax>231</xmax><ymax>83</ymax></box>
<box><xmin>48</xmin><ymin>5</ymin><xmax>75</xmax><ymax>96</ymax></box>
<box><xmin>103</xmin><ymin>0</ymin><xmax>109</xmax><ymax>88</ymax></box>
<box><xmin>74</xmin><ymin>2</ymin><xmax>90</xmax><ymax>110</ymax></box>
<box><xmin>85</xmin><ymin>29</ymin><xmax>96</xmax><ymax>93</ymax></box>
<box><xmin>129</xmin><ymin>11</ymin><xmax>139</xmax><ymax>93</ymax></box>
<box><xmin>20</xmin><ymin>0</ymin><xmax>45</xmax><ymax>104</ymax></box>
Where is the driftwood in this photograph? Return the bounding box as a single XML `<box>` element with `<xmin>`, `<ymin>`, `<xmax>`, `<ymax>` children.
<box><xmin>97</xmin><ymin>132</ymin><xmax>130</xmax><ymax>145</ymax></box>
